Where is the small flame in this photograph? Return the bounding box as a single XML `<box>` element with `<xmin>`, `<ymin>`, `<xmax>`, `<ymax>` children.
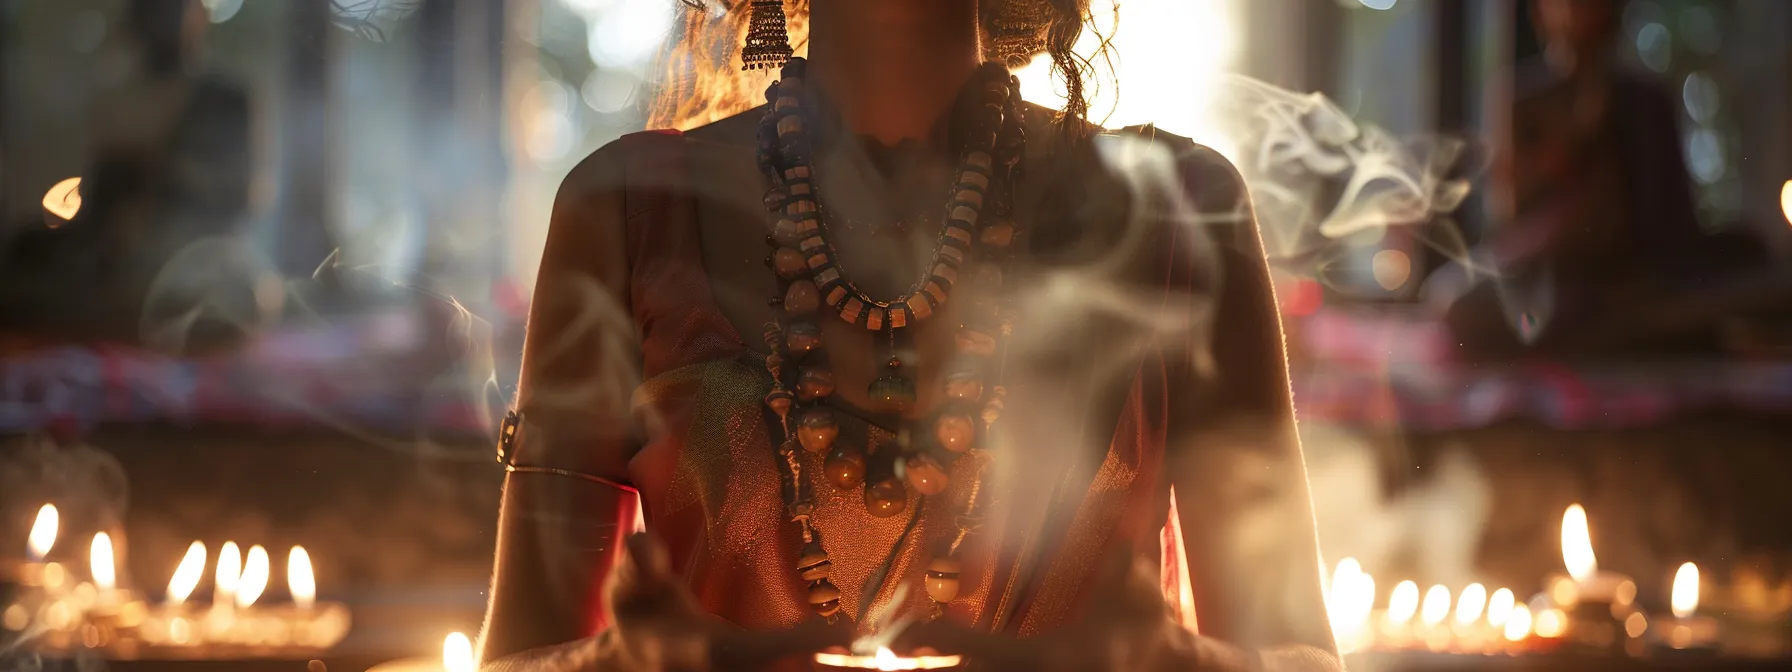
<box><xmin>1386</xmin><ymin>580</ymin><xmax>1420</xmax><ymax>626</ymax></box>
<box><xmin>288</xmin><ymin>546</ymin><xmax>316</xmax><ymax>609</ymax></box>
<box><xmin>1561</xmin><ymin>504</ymin><xmax>1597</xmax><ymax>582</ymax></box>
<box><xmin>1455</xmin><ymin>583</ymin><xmax>1488</xmax><ymax>626</ymax></box>
<box><xmin>1503</xmin><ymin>604</ymin><xmax>1533</xmax><ymax>642</ymax></box>
<box><xmin>216</xmin><ymin>542</ymin><xmax>242</xmax><ymax>601</ymax></box>
<box><xmin>90</xmin><ymin>533</ymin><xmax>116</xmax><ymax>591</ymax></box>
<box><xmin>167</xmin><ymin>542</ymin><xmax>206</xmax><ymax>605</ymax></box>
<box><xmin>443</xmin><ymin>632</ymin><xmax>474</xmax><ymax>672</ymax></box>
<box><xmin>235</xmin><ymin>545</ymin><xmax>270</xmax><ymax>609</ymax></box>
<box><xmin>1420</xmin><ymin>584</ymin><xmax>1452</xmax><ymax>626</ymax></box>
<box><xmin>1672</xmin><ymin>562</ymin><xmax>1700</xmax><ymax>618</ymax></box>
<box><xmin>42</xmin><ymin>177</ymin><xmax>82</xmax><ymax>223</ymax></box>
<box><xmin>1486</xmin><ymin>587</ymin><xmax>1516</xmax><ymax>627</ymax></box>
<box><xmin>1326</xmin><ymin>558</ymin><xmax>1375</xmax><ymax>651</ymax></box>
<box><xmin>1780</xmin><ymin>180</ymin><xmax>1792</xmax><ymax>226</ymax></box>
<box><xmin>27</xmin><ymin>504</ymin><xmax>58</xmax><ymax>560</ymax></box>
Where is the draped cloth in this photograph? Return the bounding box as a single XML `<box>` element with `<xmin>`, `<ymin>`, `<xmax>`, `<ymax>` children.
<box><xmin>607</xmin><ymin>117</ymin><xmax>1219</xmax><ymax>659</ymax></box>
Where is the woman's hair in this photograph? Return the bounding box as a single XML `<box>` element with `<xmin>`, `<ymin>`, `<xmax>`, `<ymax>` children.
<box><xmin>646</xmin><ymin>0</ymin><xmax>1101</xmax><ymax>138</ymax></box>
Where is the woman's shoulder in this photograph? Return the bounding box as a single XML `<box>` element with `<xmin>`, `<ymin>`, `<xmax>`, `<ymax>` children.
<box><xmin>559</xmin><ymin>104</ymin><xmax>765</xmax><ymax>196</ymax></box>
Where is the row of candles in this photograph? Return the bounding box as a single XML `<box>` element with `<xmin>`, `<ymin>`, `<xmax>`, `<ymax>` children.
<box><xmin>1</xmin><ymin>503</ymin><xmax>350</xmax><ymax>656</ymax></box>
<box><xmin>1326</xmin><ymin>503</ymin><xmax>1722</xmax><ymax>657</ymax></box>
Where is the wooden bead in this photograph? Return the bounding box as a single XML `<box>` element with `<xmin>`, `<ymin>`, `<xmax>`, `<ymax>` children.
<box><xmin>774</xmin><ymin>248</ymin><xmax>808</xmax><ymax>279</ymax></box>
<box><xmin>797</xmin><ymin>366</ymin><xmax>835</xmax><ymax>401</ymax></box>
<box><xmin>956</xmin><ymin>327</ymin><xmax>997</xmax><ymax>357</ymax></box>
<box><xmin>944</xmin><ymin>372</ymin><xmax>983</xmax><ymax>402</ymax></box>
<box><xmin>924</xmin><ymin>559</ymin><xmax>967</xmax><ymax>605</ymax></box>
<box><xmin>824</xmin><ymin>445</ymin><xmax>866</xmax><ymax>489</ymax></box>
<box><xmin>864</xmin><ymin>478</ymin><xmax>907</xmax><ymax>518</ymax></box>
<box><xmin>808</xmin><ymin>579</ymin><xmax>842</xmax><ymax>618</ymax></box>
<box><xmin>980</xmin><ymin>222</ymin><xmax>1015</xmax><ymax>247</ymax></box>
<box><xmin>934</xmin><ymin>414</ymin><xmax>976</xmax><ymax>453</ymax></box>
<box><xmin>796</xmin><ymin>406</ymin><xmax>839</xmax><ymax>453</ymax></box>
<box><xmin>903</xmin><ymin>454</ymin><xmax>949</xmax><ymax>496</ymax></box>
<box><xmin>797</xmin><ymin>542</ymin><xmax>832</xmax><ymax>582</ymax></box>
<box><xmin>785</xmin><ymin>322</ymin><xmax>822</xmax><ymax>355</ymax></box>
<box><xmin>763</xmin><ymin>388</ymin><xmax>793</xmax><ymax>418</ymax></box>
<box><xmin>785</xmin><ymin>280</ymin><xmax>821</xmax><ymax>314</ymax></box>
<box><xmin>925</xmin><ymin>556</ymin><xmax>963</xmax><ymax>603</ymax></box>
<box><xmin>773</xmin><ymin>218</ymin><xmax>802</xmax><ymax>246</ymax></box>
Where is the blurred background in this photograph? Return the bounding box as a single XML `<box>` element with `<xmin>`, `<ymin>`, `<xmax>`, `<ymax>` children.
<box><xmin>2</xmin><ymin>0</ymin><xmax>1791</xmax><ymax>667</ymax></box>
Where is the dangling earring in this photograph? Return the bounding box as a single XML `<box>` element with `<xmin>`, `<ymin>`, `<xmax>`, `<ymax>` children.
<box><xmin>984</xmin><ymin>0</ymin><xmax>1052</xmax><ymax>67</ymax></box>
<box><xmin>742</xmin><ymin>0</ymin><xmax>793</xmax><ymax>71</ymax></box>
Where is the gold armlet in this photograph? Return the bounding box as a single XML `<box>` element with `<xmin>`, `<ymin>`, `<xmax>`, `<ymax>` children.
<box><xmin>496</xmin><ymin>410</ymin><xmax>638</xmax><ymax>494</ymax></box>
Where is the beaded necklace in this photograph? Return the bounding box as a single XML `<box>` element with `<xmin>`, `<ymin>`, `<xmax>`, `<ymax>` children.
<box><xmin>756</xmin><ymin>57</ymin><xmax>1026</xmax><ymax>621</ymax></box>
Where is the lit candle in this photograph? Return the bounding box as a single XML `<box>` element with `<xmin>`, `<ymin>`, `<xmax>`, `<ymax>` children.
<box><xmin>364</xmin><ymin>631</ymin><xmax>480</xmax><ymax>672</ymax></box>
<box><xmin>236</xmin><ymin>545</ymin><xmax>269</xmax><ymax>610</ymax></box>
<box><xmin>1379</xmin><ymin>580</ymin><xmax>1420</xmax><ymax>647</ymax></box>
<box><xmin>288</xmin><ymin>547</ymin><xmax>316</xmax><ymax>610</ymax></box>
<box><xmin>1544</xmin><ymin>504</ymin><xmax>1635</xmax><ymax>651</ymax></box>
<box><xmin>1652</xmin><ymin>562</ymin><xmax>1719</xmax><ymax>651</ymax></box>
<box><xmin>214</xmin><ymin>541</ymin><xmax>242</xmax><ymax>608</ymax></box>
<box><xmin>1419</xmin><ymin>584</ymin><xmax>1452</xmax><ymax>651</ymax></box>
<box><xmin>90</xmin><ymin>532</ymin><xmax>118</xmax><ymax>605</ymax></box>
<box><xmin>8</xmin><ymin>504</ymin><xmax>67</xmax><ymax>592</ymax></box>
<box><xmin>1452</xmin><ymin>584</ymin><xmax>1490</xmax><ymax>651</ymax></box>
<box><xmin>814</xmin><ymin>646</ymin><xmax>964</xmax><ymax>670</ymax></box>
<box><xmin>27</xmin><ymin>505</ymin><xmax>58</xmax><ymax>563</ymax></box>
<box><xmin>167</xmin><ymin>542</ymin><xmax>207</xmax><ymax>606</ymax></box>
<box><xmin>1326</xmin><ymin>558</ymin><xmax>1376</xmax><ymax>654</ymax></box>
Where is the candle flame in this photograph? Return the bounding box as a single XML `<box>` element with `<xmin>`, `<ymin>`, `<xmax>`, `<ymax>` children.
<box><xmin>1671</xmin><ymin>562</ymin><xmax>1700</xmax><ymax>618</ymax></box>
<box><xmin>216</xmin><ymin>542</ymin><xmax>242</xmax><ymax>600</ymax></box>
<box><xmin>443</xmin><ymin>632</ymin><xmax>475</xmax><ymax>672</ymax></box>
<box><xmin>1325</xmin><ymin>558</ymin><xmax>1375</xmax><ymax>651</ymax></box>
<box><xmin>236</xmin><ymin>544</ymin><xmax>270</xmax><ymax>609</ymax></box>
<box><xmin>1420</xmin><ymin>584</ymin><xmax>1451</xmax><ymax>626</ymax></box>
<box><xmin>42</xmin><ymin>177</ymin><xmax>82</xmax><ymax>223</ymax></box>
<box><xmin>27</xmin><ymin>504</ymin><xmax>58</xmax><ymax>560</ymax></box>
<box><xmin>1486</xmin><ymin>587</ymin><xmax>1516</xmax><ymax>627</ymax></box>
<box><xmin>875</xmin><ymin>647</ymin><xmax>902</xmax><ymax>670</ymax></box>
<box><xmin>1561</xmin><ymin>504</ymin><xmax>1597</xmax><ymax>582</ymax></box>
<box><xmin>1454</xmin><ymin>583</ymin><xmax>1487</xmax><ymax>626</ymax></box>
<box><xmin>288</xmin><ymin>546</ymin><xmax>316</xmax><ymax>609</ymax></box>
<box><xmin>1385</xmin><ymin>580</ymin><xmax>1420</xmax><ymax>626</ymax></box>
<box><xmin>167</xmin><ymin>542</ymin><xmax>206</xmax><ymax>605</ymax></box>
<box><xmin>1780</xmin><ymin>180</ymin><xmax>1792</xmax><ymax>227</ymax></box>
<box><xmin>1503</xmin><ymin>604</ymin><xmax>1533</xmax><ymax>642</ymax></box>
<box><xmin>90</xmin><ymin>533</ymin><xmax>116</xmax><ymax>591</ymax></box>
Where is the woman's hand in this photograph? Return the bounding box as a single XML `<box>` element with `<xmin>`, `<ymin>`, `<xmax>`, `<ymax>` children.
<box><xmin>600</xmin><ymin>534</ymin><xmax>845</xmax><ymax>671</ymax></box>
<box><xmin>900</xmin><ymin>551</ymin><xmax>1255</xmax><ymax>672</ymax></box>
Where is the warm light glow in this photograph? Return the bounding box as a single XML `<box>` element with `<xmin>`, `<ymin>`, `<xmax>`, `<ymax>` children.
<box><xmin>1486</xmin><ymin>588</ymin><xmax>1516</xmax><ymax>627</ymax></box>
<box><xmin>167</xmin><ymin>542</ymin><xmax>206</xmax><ymax>605</ymax></box>
<box><xmin>1625</xmin><ymin>612</ymin><xmax>1649</xmax><ymax>639</ymax></box>
<box><xmin>1016</xmin><ymin>0</ymin><xmax>1239</xmax><ymax>156</ymax></box>
<box><xmin>288</xmin><ymin>546</ymin><xmax>316</xmax><ymax>609</ymax></box>
<box><xmin>1561</xmin><ymin>504</ymin><xmax>1597</xmax><ymax>582</ymax></box>
<box><xmin>1455</xmin><ymin>583</ymin><xmax>1488</xmax><ymax>626</ymax></box>
<box><xmin>1420</xmin><ymin>584</ymin><xmax>1451</xmax><ymax>626</ymax></box>
<box><xmin>1533</xmin><ymin>608</ymin><xmax>1567</xmax><ymax>638</ymax></box>
<box><xmin>1780</xmin><ymin>180</ymin><xmax>1792</xmax><ymax>226</ymax></box>
<box><xmin>1371</xmin><ymin>249</ymin><xmax>1412</xmax><ymax>291</ymax></box>
<box><xmin>1326</xmin><ymin>558</ymin><xmax>1376</xmax><ymax>651</ymax></box>
<box><xmin>90</xmin><ymin>533</ymin><xmax>116</xmax><ymax>591</ymax></box>
<box><xmin>216</xmin><ymin>541</ymin><xmax>242</xmax><ymax>601</ymax></box>
<box><xmin>27</xmin><ymin>504</ymin><xmax>59</xmax><ymax>560</ymax></box>
<box><xmin>1672</xmin><ymin>562</ymin><xmax>1700</xmax><ymax>618</ymax></box>
<box><xmin>42</xmin><ymin>177</ymin><xmax>82</xmax><ymax>223</ymax></box>
<box><xmin>1385</xmin><ymin>580</ymin><xmax>1420</xmax><ymax>626</ymax></box>
<box><xmin>1503</xmin><ymin>604</ymin><xmax>1533</xmax><ymax>642</ymax></box>
<box><xmin>236</xmin><ymin>545</ymin><xmax>270</xmax><ymax>609</ymax></box>
<box><xmin>443</xmin><ymin>632</ymin><xmax>475</xmax><ymax>672</ymax></box>
<box><xmin>812</xmin><ymin>649</ymin><xmax>966</xmax><ymax>670</ymax></box>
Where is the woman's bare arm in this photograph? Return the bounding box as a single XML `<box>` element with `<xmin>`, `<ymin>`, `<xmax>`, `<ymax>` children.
<box><xmin>1165</xmin><ymin>144</ymin><xmax>1340</xmax><ymax>671</ymax></box>
<box><xmin>478</xmin><ymin>142</ymin><xmax>643</xmax><ymax>667</ymax></box>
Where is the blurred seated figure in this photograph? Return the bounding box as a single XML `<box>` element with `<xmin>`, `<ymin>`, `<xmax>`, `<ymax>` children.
<box><xmin>1447</xmin><ymin>0</ymin><xmax>1759</xmax><ymax>358</ymax></box>
<box><xmin>4</xmin><ymin>0</ymin><xmax>252</xmax><ymax>346</ymax></box>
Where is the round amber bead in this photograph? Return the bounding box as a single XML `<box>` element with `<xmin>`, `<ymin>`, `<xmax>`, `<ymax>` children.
<box><xmin>797</xmin><ymin>366</ymin><xmax>835</xmax><ymax>401</ymax></box>
<box><xmin>808</xmin><ymin>579</ymin><xmax>842</xmax><ymax>618</ymax></box>
<box><xmin>944</xmin><ymin>372</ymin><xmax>983</xmax><ymax>402</ymax></box>
<box><xmin>824</xmin><ymin>445</ymin><xmax>866</xmax><ymax>489</ymax></box>
<box><xmin>785</xmin><ymin>321</ymin><xmax>822</xmax><ymax>355</ymax></box>
<box><xmin>797</xmin><ymin>542</ymin><xmax>832</xmax><ymax>582</ymax></box>
<box><xmin>773</xmin><ymin>248</ymin><xmax>808</xmax><ymax>279</ymax></box>
<box><xmin>925</xmin><ymin>556</ymin><xmax>963</xmax><ymax>603</ymax></box>
<box><xmin>864</xmin><ymin>478</ymin><xmax>907</xmax><ymax>518</ymax></box>
<box><xmin>785</xmin><ymin>280</ymin><xmax>821</xmax><ymax>314</ymax></box>
<box><xmin>904</xmin><ymin>454</ymin><xmax>949</xmax><ymax>496</ymax></box>
<box><xmin>797</xmin><ymin>407</ymin><xmax>839</xmax><ymax>453</ymax></box>
<box><xmin>934</xmin><ymin>414</ymin><xmax>976</xmax><ymax>453</ymax></box>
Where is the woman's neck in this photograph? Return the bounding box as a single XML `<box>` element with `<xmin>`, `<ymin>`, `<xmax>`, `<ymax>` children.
<box><xmin>806</xmin><ymin>1</ymin><xmax>982</xmax><ymax>147</ymax></box>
